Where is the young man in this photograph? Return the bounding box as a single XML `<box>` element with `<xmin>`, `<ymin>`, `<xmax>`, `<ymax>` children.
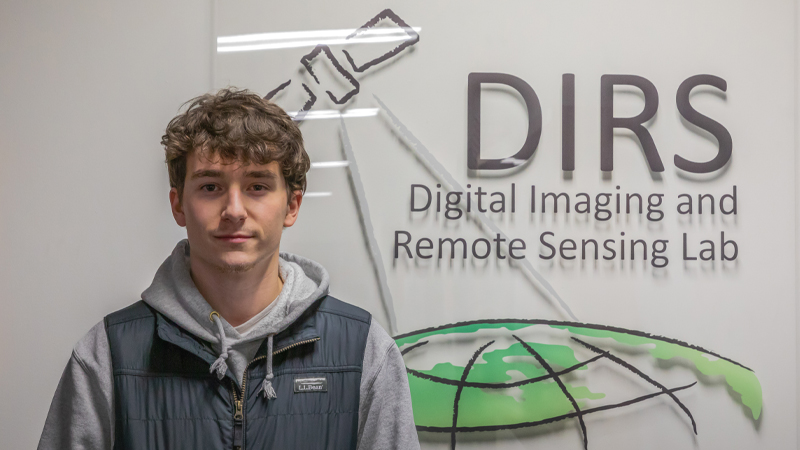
<box><xmin>38</xmin><ymin>88</ymin><xmax>420</xmax><ymax>449</ymax></box>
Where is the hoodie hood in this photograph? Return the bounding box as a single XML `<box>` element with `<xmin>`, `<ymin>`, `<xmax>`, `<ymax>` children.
<box><xmin>141</xmin><ymin>239</ymin><xmax>330</xmax><ymax>387</ymax></box>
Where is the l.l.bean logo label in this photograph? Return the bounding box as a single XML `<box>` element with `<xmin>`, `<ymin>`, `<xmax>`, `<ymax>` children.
<box><xmin>294</xmin><ymin>377</ymin><xmax>328</xmax><ymax>393</ymax></box>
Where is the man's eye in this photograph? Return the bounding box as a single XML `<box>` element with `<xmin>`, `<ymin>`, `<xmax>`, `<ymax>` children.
<box><xmin>252</xmin><ymin>185</ymin><xmax>269</xmax><ymax>191</ymax></box>
<box><xmin>201</xmin><ymin>184</ymin><xmax>217</xmax><ymax>192</ymax></box>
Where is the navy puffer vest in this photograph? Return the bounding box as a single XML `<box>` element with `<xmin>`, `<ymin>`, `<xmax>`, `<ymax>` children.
<box><xmin>104</xmin><ymin>296</ymin><xmax>371</xmax><ymax>450</ymax></box>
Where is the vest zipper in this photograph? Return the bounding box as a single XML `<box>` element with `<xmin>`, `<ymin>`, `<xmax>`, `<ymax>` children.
<box><xmin>232</xmin><ymin>397</ymin><xmax>243</xmax><ymax>449</ymax></box>
<box><xmin>228</xmin><ymin>337</ymin><xmax>320</xmax><ymax>450</ymax></box>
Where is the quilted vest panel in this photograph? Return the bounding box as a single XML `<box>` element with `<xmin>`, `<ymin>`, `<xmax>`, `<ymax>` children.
<box><xmin>105</xmin><ymin>296</ymin><xmax>371</xmax><ymax>450</ymax></box>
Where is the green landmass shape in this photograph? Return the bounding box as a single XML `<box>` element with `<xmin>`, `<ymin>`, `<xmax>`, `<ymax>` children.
<box><xmin>551</xmin><ymin>325</ymin><xmax>762</xmax><ymax>420</ymax></box>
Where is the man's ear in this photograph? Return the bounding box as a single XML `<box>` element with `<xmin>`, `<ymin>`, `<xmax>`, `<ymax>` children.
<box><xmin>283</xmin><ymin>190</ymin><xmax>303</xmax><ymax>228</ymax></box>
<box><xmin>169</xmin><ymin>187</ymin><xmax>187</xmax><ymax>227</ymax></box>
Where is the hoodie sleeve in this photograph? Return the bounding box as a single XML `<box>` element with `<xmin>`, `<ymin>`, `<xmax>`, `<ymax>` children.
<box><xmin>38</xmin><ymin>321</ymin><xmax>115</xmax><ymax>450</ymax></box>
<box><xmin>357</xmin><ymin>319</ymin><xmax>421</xmax><ymax>450</ymax></box>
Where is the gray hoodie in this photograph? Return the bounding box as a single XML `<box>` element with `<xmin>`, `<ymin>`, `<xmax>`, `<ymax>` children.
<box><xmin>38</xmin><ymin>240</ymin><xmax>420</xmax><ymax>450</ymax></box>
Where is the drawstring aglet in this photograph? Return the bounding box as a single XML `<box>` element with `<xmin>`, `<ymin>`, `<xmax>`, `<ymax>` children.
<box><xmin>209</xmin><ymin>311</ymin><xmax>229</xmax><ymax>380</ymax></box>
<box><xmin>257</xmin><ymin>334</ymin><xmax>277</xmax><ymax>399</ymax></box>
<box><xmin>260</xmin><ymin>375</ymin><xmax>277</xmax><ymax>399</ymax></box>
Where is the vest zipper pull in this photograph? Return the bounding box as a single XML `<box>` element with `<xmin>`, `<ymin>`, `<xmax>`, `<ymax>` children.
<box><xmin>233</xmin><ymin>400</ymin><xmax>244</xmax><ymax>449</ymax></box>
<box><xmin>234</xmin><ymin>400</ymin><xmax>243</xmax><ymax>420</ymax></box>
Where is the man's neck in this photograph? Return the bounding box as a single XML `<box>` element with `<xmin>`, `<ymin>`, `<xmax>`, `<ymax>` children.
<box><xmin>189</xmin><ymin>252</ymin><xmax>284</xmax><ymax>327</ymax></box>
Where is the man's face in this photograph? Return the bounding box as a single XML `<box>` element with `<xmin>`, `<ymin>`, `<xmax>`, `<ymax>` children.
<box><xmin>169</xmin><ymin>151</ymin><xmax>302</xmax><ymax>274</ymax></box>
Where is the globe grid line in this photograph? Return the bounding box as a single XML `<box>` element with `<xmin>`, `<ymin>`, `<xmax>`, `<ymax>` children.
<box><xmin>571</xmin><ymin>337</ymin><xmax>698</xmax><ymax>435</ymax></box>
<box><xmin>450</xmin><ymin>340</ymin><xmax>496</xmax><ymax>450</ymax></box>
<box><xmin>513</xmin><ymin>335</ymin><xmax>588</xmax><ymax>450</ymax></box>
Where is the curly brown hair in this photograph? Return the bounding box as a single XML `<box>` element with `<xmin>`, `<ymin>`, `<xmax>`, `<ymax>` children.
<box><xmin>162</xmin><ymin>87</ymin><xmax>310</xmax><ymax>201</ymax></box>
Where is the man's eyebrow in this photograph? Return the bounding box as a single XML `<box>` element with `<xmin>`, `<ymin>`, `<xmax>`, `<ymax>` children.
<box><xmin>244</xmin><ymin>170</ymin><xmax>278</xmax><ymax>180</ymax></box>
<box><xmin>190</xmin><ymin>169</ymin><xmax>224</xmax><ymax>180</ymax></box>
<box><xmin>189</xmin><ymin>169</ymin><xmax>278</xmax><ymax>180</ymax></box>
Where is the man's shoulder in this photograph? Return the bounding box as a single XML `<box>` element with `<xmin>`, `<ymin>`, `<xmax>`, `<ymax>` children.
<box><xmin>316</xmin><ymin>295</ymin><xmax>372</xmax><ymax>325</ymax></box>
<box><xmin>314</xmin><ymin>296</ymin><xmax>397</xmax><ymax>350</ymax></box>
<box><xmin>309</xmin><ymin>296</ymin><xmax>376</xmax><ymax>363</ymax></box>
<box><xmin>73</xmin><ymin>301</ymin><xmax>153</xmax><ymax>360</ymax></box>
<box><xmin>102</xmin><ymin>301</ymin><xmax>160</xmax><ymax>364</ymax></box>
<box><xmin>104</xmin><ymin>300</ymin><xmax>154</xmax><ymax>328</ymax></box>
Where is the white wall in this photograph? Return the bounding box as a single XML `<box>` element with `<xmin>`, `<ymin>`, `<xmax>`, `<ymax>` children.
<box><xmin>0</xmin><ymin>1</ymin><xmax>211</xmax><ymax>447</ymax></box>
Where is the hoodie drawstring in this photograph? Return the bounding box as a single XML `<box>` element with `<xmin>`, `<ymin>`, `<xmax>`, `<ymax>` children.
<box><xmin>209</xmin><ymin>312</ymin><xmax>276</xmax><ymax>400</ymax></box>
<box><xmin>209</xmin><ymin>312</ymin><xmax>229</xmax><ymax>380</ymax></box>
<box><xmin>258</xmin><ymin>334</ymin><xmax>278</xmax><ymax>399</ymax></box>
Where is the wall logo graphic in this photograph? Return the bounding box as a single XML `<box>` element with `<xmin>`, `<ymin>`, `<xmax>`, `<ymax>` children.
<box><xmin>253</xmin><ymin>8</ymin><xmax>762</xmax><ymax>450</ymax></box>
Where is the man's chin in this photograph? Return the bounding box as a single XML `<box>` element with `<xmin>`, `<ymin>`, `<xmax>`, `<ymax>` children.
<box><xmin>214</xmin><ymin>260</ymin><xmax>258</xmax><ymax>274</ymax></box>
<box><xmin>211</xmin><ymin>255</ymin><xmax>261</xmax><ymax>274</ymax></box>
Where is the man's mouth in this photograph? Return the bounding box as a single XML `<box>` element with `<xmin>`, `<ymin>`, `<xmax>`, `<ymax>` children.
<box><xmin>215</xmin><ymin>234</ymin><xmax>253</xmax><ymax>244</ymax></box>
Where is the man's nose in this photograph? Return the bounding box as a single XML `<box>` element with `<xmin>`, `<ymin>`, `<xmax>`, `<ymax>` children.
<box><xmin>221</xmin><ymin>189</ymin><xmax>247</xmax><ymax>222</ymax></box>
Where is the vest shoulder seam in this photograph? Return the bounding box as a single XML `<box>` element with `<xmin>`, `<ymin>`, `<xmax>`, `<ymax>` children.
<box><xmin>105</xmin><ymin>301</ymin><xmax>154</xmax><ymax>327</ymax></box>
<box><xmin>316</xmin><ymin>307</ymin><xmax>371</xmax><ymax>324</ymax></box>
<box><xmin>106</xmin><ymin>314</ymin><xmax>154</xmax><ymax>328</ymax></box>
<box><xmin>317</xmin><ymin>296</ymin><xmax>371</xmax><ymax>324</ymax></box>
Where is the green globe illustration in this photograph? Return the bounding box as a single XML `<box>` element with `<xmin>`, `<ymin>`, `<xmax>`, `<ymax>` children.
<box><xmin>395</xmin><ymin>320</ymin><xmax>761</xmax><ymax>449</ymax></box>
